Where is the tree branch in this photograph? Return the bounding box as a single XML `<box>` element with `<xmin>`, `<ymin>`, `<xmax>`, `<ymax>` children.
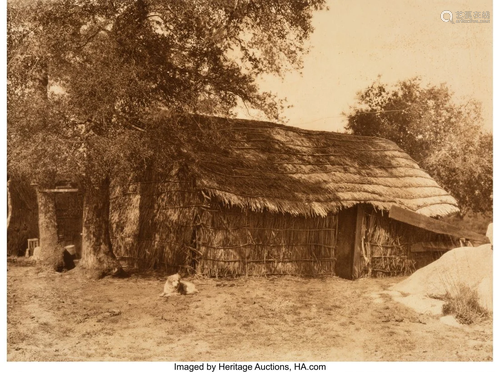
<box><xmin>75</xmin><ymin>27</ymin><xmax>108</xmax><ymax>49</ymax></box>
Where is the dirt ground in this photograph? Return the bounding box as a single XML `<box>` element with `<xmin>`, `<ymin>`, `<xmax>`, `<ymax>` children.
<box><xmin>7</xmin><ymin>260</ymin><xmax>493</xmax><ymax>361</ymax></box>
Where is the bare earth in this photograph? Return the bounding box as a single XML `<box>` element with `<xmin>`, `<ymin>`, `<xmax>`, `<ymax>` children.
<box><xmin>7</xmin><ymin>261</ymin><xmax>492</xmax><ymax>361</ymax></box>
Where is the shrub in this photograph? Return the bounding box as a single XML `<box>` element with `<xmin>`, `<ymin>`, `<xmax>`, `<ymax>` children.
<box><xmin>442</xmin><ymin>284</ymin><xmax>489</xmax><ymax>324</ymax></box>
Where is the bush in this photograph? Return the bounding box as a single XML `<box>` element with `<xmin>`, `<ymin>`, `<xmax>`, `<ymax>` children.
<box><xmin>442</xmin><ymin>284</ymin><xmax>489</xmax><ymax>324</ymax></box>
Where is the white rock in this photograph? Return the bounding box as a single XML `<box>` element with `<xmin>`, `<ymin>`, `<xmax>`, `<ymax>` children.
<box><xmin>391</xmin><ymin>244</ymin><xmax>493</xmax><ymax>313</ymax></box>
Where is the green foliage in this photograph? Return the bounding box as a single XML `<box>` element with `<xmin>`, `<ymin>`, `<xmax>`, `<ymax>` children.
<box><xmin>345</xmin><ymin>77</ymin><xmax>492</xmax><ymax>215</ymax></box>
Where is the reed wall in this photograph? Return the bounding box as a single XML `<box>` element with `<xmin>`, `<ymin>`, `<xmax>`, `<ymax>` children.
<box><xmin>109</xmin><ymin>166</ymin><xmax>201</xmax><ymax>273</ymax></box>
<box><xmin>360</xmin><ymin>206</ymin><xmax>462</xmax><ymax>277</ymax></box>
<box><xmin>108</xmin><ymin>180</ymin><xmax>460</xmax><ymax>277</ymax></box>
<box><xmin>195</xmin><ymin>205</ymin><xmax>337</xmax><ymax>277</ymax></box>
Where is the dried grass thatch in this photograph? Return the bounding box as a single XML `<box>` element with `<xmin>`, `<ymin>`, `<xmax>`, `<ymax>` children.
<box><xmin>186</xmin><ymin>115</ymin><xmax>459</xmax><ymax>218</ymax></box>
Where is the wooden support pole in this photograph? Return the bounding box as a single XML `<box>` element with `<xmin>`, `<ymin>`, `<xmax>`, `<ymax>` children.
<box><xmin>352</xmin><ymin>204</ymin><xmax>364</xmax><ymax>279</ymax></box>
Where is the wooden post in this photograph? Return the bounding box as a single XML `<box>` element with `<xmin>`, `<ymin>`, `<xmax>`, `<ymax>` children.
<box><xmin>351</xmin><ymin>204</ymin><xmax>365</xmax><ymax>279</ymax></box>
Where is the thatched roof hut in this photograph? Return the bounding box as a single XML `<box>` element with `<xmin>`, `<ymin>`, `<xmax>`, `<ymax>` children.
<box><xmin>109</xmin><ymin>115</ymin><xmax>466</xmax><ymax>279</ymax></box>
<box><xmin>187</xmin><ymin>115</ymin><xmax>459</xmax><ymax>218</ymax></box>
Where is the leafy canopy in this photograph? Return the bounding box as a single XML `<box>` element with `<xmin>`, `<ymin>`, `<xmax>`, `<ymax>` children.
<box><xmin>345</xmin><ymin>77</ymin><xmax>492</xmax><ymax>215</ymax></box>
<box><xmin>8</xmin><ymin>0</ymin><xmax>326</xmax><ymax>185</ymax></box>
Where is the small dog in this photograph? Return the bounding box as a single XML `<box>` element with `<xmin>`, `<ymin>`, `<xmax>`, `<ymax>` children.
<box><xmin>159</xmin><ymin>273</ymin><xmax>198</xmax><ymax>297</ymax></box>
<box><xmin>177</xmin><ymin>280</ymin><xmax>199</xmax><ymax>295</ymax></box>
<box><xmin>159</xmin><ymin>274</ymin><xmax>181</xmax><ymax>297</ymax></box>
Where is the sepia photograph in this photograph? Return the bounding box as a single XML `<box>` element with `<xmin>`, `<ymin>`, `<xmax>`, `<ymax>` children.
<box><xmin>4</xmin><ymin>0</ymin><xmax>494</xmax><ymax>363</ymax></box>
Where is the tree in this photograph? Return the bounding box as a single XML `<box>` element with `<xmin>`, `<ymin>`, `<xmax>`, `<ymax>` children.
<box><xmin>345</xmin><ymin>77</ymin><xmax>492</xmax><ymax>215</ymax></box>
<box><xmin>8</xmin><ymin>0</ymin><xmax>326</xmax><ymax>276</ymax></box>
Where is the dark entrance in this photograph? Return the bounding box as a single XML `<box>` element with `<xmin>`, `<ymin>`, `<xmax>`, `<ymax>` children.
<box><xmin>335</xmin><ymin>204</ymin><xmax>364</xmax><ymax>280</ymax></box>
<box><xmin>54</xmin><ymin>188</ymin><xmax>83</xmax><ymax>257</ymax></box>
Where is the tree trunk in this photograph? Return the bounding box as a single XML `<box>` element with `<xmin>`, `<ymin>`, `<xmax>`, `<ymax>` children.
<box><xmin>80</xmin><ymin>177</ymin><xmax>123</xmax><ymax>277</ymax></box>
<box><xmin>37</xmin><ymin>190</ymin><xmax>62</xmax><ymax>267</ymax></box>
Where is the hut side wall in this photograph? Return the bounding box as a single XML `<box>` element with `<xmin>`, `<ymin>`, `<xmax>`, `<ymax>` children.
<box><xmin>360</xmin><ymin>206</ymin><xmax>462</xmax><ymax>277</ymax></box>
<box><xmin>108</xmin><ymin>177</ymin><xmax>459</xmax><ymax>278</ymax></box>
<box><xmin>109</xmin><ymin>184</ymin><xmax>141</xmax><ymax>260</ymax></box>
<box><xmin>110</xmin><ymin>169</ymin><xmax>201</xmax><ymax>273</ymax></box>
<box><xmin>195</xmin><ymin>205</ymin><xmax>338</xmax><ymax>277</ymax></box>
<box><xmin>146</xmin><ymin>177</ymin><xmax>200</xmax><ymax>272</ymax></box>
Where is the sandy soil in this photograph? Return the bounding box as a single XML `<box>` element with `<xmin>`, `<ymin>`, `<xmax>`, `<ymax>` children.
<box><xmin>7</xmin><ymin>260</ymin><xmax>493</xmax><ymax>361</ymax></box>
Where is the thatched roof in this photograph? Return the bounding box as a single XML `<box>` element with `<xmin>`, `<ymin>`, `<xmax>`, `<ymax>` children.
<box><xmin>184</xmin><ymin>115</ymin><xmax>459</xmax><ymax>218</ymax></box>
